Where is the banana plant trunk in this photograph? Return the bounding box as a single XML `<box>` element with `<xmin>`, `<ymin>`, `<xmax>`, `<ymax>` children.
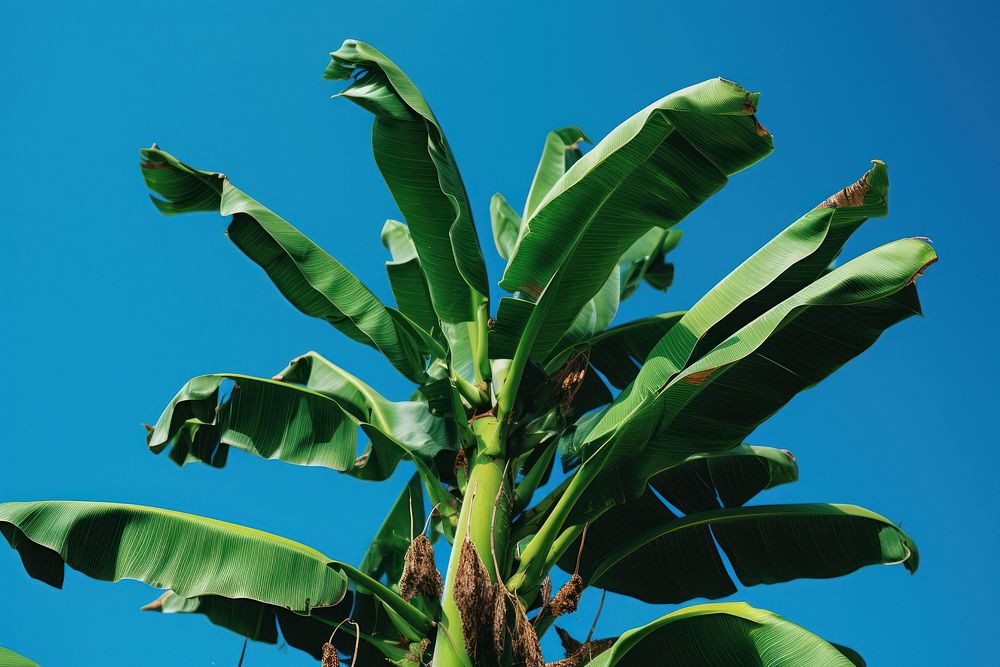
<box><xmin>434</xmin><ymin>417</ymin><xmax>510</xmax><ymax>667</ymax></box>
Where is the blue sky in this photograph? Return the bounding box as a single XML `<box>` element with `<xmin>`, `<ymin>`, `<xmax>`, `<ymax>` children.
<box><xmin>2</xmin><ymin>1</ymin><xmax>996</xmax><ymax>664</ymax></box>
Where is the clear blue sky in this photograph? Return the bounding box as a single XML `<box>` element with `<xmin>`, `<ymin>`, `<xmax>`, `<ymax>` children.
<box><xmin>2</xmin><ymin>1</ymin><xmax>995</xmax><ymax>664</ymax></box>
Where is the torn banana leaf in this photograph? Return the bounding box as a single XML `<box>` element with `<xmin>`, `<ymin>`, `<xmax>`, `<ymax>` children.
<box><xmin>148</xmin><ymin>353</ymin><xmax>451</xmax><ymax>481</ymax></box>
<box><xmin>140</xmin><ymin>147</ymin><xmax>434</xmax><ymax>383</ymax></box>
<box><xmin>142</xmin><ymin>590</ymin><xmax>407</xmax><ymax>665</ymax></box>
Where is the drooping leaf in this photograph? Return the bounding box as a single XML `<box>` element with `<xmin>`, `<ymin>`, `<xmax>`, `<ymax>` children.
<box><xmin>560</xmin><ymin>441</ymin><xmax>796</xmax><ymax>509</ymax></box>
<box><xmin>359</xmin><ymin>474</ymin><xmax>425</xmax><ymax>583</ymax></box>
<box><xmin>501</xmin><ymin>78</ymin><xmax>773</xmax><ymax>361</ymax></box>
<box><xmin>584</xmin><ymin>603</ymin><xmax>857</xmax><ymax>667</ymax></box>
<box><xmin>381</xmin><ymin>219</ymin><xmax>439</xmax><ymax>337</ymax></box>
<box><xmin>139</xmin><ymin>147</ymin><xmax>432</xmax><ymax>383</ymax></box>
<box><xmin>562</xmin><ymin>502</ymin><xmax>916</xmax><ymax>604</ymax></box>
<box><xmin>147</xmin><ymin>354</ymin><xmax>451</xmax><ymax>481</ymax></box>
<box><xmin>325</xmin><ymin>40</ymin><xmax>489</xmax><ymax>325</ymax></box>
<box><xmin>490</xmin><ymin>193</ymin><xmax>521</xmax><ymax>262</ymax></box>
<box><xmin>521</xmin><ymin>126</ymin><xmax>589</xmax><ymax>221</ymax></box>
<box><xmin>619</xmin><ymin>228</ymin><xmax>683</xmax><ymax>299</ymax></box>
<box><xmin>278</xmin><ymin>354</ymin><xmax>457</xmax><ymax>509</ymax></box>
<box><xmin>0</xmin><ymin>647</ymin><xmax>42</xmax><ymax>667</ymax></box>
<box><xmin>143</xmin><ymin>589</ymin><xmax>405</xmax><ymax>665</ymax></box>
<box><xmin>0</xmin><ymin>501</ymin><xmax>347</xmax><ymax>613</ymax></box>
<box><xmin>829</xmin><ymin>643</ymin><xmax>867</xmax><ymax>666</ymax></box>
<box><xmin>650</xmin><ymin>445</ymin><xmax>799</xmax><ymax>513</ymax></box>
<box><xmin>585</xmin><ymin>237</ymin><xmax>936</xmax><ymax>484</ymax></box>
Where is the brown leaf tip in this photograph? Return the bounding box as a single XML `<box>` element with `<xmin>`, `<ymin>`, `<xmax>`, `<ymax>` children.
<box><xmin>905</xmin><ymin>255</ymin><xmax>938</xmax><ymax>286</ymax></box>
<box><xmin>819</xmin><ymin>172</ymin><xmax>870</xmax><ymax>209</ymax></box>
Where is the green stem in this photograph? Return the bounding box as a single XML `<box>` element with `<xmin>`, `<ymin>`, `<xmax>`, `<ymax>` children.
<box><xmin>513</xmin><ymin>441</ymin><xmax>557</xmax><ymax>514</ymax></box>
<box><xmin>334</xmin><ymin>561</ymin><xmax>434</xmax><ymax>637</ymax></box>
<box><xmin>432</xmin><ymin>423</ymin><xmax>509</xmax><ymax>667</ymax></box>
<box><xmin>454</xmin><ymin>372</ymin><xmax>489</xmax><ymax>408</ymax></box>
<box><xmin>474</xmin><ymin>298</ymin><xmax>491</xmax><ymax>384</ymax></box>
<box><xmin>506</xmin><ymin>448</ymin><xmax>605</xmax><ymax>593</ymax></box>
<box><xmin>496</xmin><ymin>272</ymin><xmax>563</xmax><ymax>426</ymax></box>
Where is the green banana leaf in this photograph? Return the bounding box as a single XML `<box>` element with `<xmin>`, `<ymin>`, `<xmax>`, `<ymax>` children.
<box><xmin>147</xmin><ymin>361</ymin><xmax>449</xmax><ymax>481</ymax></box>
<box><xmin>359</xmin><ymin>474</ymin><xmax>425</xmax><ymax>583</ymax></box>
<box><xmin>629</xmin><ymin>161</ymin><xmax>890</xmax><ymax>389</ymax></box>
<box><xmin>0</xmin><ymin>501</ymin><xmax>347</xmax><ymax>613</ymax></box>
<box><xmin>525</xmin><ymin>444</ymin><xmax>794</xmax><ymax>543</ymax></box>
<box><xmin>619</xmin><ymin>228</ymin><xmax>683</xmax><ymax>299</ymax></box>
<box><xmin>561</xmin><ymin>441</ymin><xmax>797</xmax><ymax>511</ymax></box>
<box><xmin>561</xmin><ymin>502</ymin><xmax>916</xmax><ymax>604</ymax></box>
<box><xmin>559</xmin><ymin>266</ymin><xmax>622</xmax><ymax>348</ymax></box>
<box><xmin>650</xmin><ymin>445</ymin><xmax>799</xmax><ymax>513</ymax></box>
<box><xmin>829</xmin><ymin>644</ymin><xmax>867</xmax><ymax>666</ymax></box>
<box><xmin>139</xmin><ymin>147</ymin><xmax>432</xmax><ymax>383</ymax></box>
<box><xmin>585</xmin><ymin>237</ymin><xmax>936</xmax><ymax>483</ymax></box>
<box><xmin>143</xmin><ymin>590</ymin><xmax>405</xmax><ymax>665</ymax></box>
<box><xmin>325</xmin><ymin>40</ymin><xmax>488</xmax><ymax>325</ymax></box>
<box><xmin>278</xmin><ymin>352</ymin><xmax>456</xmax><ymax>489</ymax></box>
<box><xmin>490</xmin><ymin>193</ymin><xmax>521</xmax><ymax>262</ymax></box>
<box><xmin>584</xmin><ymin>602</ymin><xmax>858</xmax><ymax>667</ymax></box>
<box><xmin>501</xmin><ymin>78</ymin><xmax>773</xmax><ymax>361</ymax></box>
<box><xmin>0</xmin><ymin>648</ymin><xmax>41</xmax><ymax>667</ymax></box>
<box><xmin>521</xmin><ymin>126</ymin><xmax>589</xmax><ymax>221</ymax></box>
<box><xmin>489</xmin><ymin>296</ymin><xmax>535</xmax><ymax>360</ymax></box>
<box><xmin>381</xmin><ymin>219</ymin><xmax>439</xmax><ymax>338</ymax></box>
<box><xmin>574</xmin><ymin>311</ymin><xmax>686</xmax><ymax>383</ymax></box>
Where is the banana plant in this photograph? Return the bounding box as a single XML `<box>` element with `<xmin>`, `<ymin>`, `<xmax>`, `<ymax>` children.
<box><xmin>0</xmin><ymin>38</ymin><xmax>934</xmax><ymax>667</ymax></box>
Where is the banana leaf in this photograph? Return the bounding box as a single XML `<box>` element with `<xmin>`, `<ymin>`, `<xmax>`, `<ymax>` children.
<box><xmin>381</xmin><ymin>219</ymin><xmax>439</xmax><ymax>338</ymax></box>
<box><xmin>650</xmin><ymin>445</ymin><xmax>799</xmax><ymax>513</ymax></box>
<box><xmin>359</xmin><ymin>474</ymin><xmax>425</xmax><ymax>583</ymax></box>
<box><xmin>628</xmin><ymin>161</ymin><xmax>890</xmax><ymax>384</ymax></box>
<box><xmin>501</xmin><ymin>78</ymin><xmax>773</xmax><ymax>361</ymax></box>
<box><xmin>585</xmin><ymin>238</ymin><xmax>935</xmax><ymax>484</ymax></box>
<box><xmin>524</xmin><ymin>444</ymin><xmax>794</xmax><ymax>543</ymax></box>
<box><xmin>147</xmin><ymin>357</ymin><xmax>450</xmax><ymax>481</ymax></box>
<box><xmin>0</xmin><ymin>648</ymin><xmax>41</xmax><ymax>667</ymax></box>
<box><xmin>521</xmin><ymin>126</ymin><xmax>589</xmax><ymax>221</ymax></box>
<box><xmin>560</xmin><ymin>502</ymin><xmax>916</xmax><ymax>604</ymax></box>
<box><xmin>585</xmin><ymin>603</ymin><xmax>859</xmax><ymax>667</ymax></box>
<box><xmin>142</xmin><ymin>589</ymin><xmax>406</xmax><ymax>665</ymax></box>
<box><xmin>0</xmin><ymin>501</ymin><xmax>347</xmax><ymax>613</ymax></box>
<box><xmin>490</xmin><ymin>193</ymin><xmax>521</xmax><ymax>262</ymax></box>
<box><xmin>140</xmin><ymin>147</ymin><xmax>432</xmax><ymax>383</ymax></box>
<box><xmin>325</xmin><ymin>40</ymin><xmax>488</xmax><ymax>326</ymax></box>
<box><xmin>619</xmin><ymin>228</ymin><xmax>683</xmax><ymax>299</ymax></box>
